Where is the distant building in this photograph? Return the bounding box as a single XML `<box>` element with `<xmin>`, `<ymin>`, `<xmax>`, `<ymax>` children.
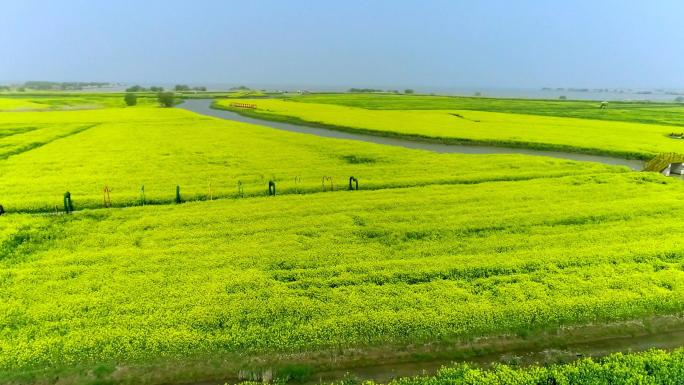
<box><xmin>670</xmin><ymin>163</ymin><xmax>684</xmax><ymax>175</ymax></box>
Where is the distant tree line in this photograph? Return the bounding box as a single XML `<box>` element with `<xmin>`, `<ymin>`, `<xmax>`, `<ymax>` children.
<box><xmin>349</xmin><ymin>88</ymin><xmax>415</xmax><ymax>94</ymax></box>
<box><xmin>124</xmin><ymin>91</ymin><xmax>175</xmax><ymax>107</ymax></box>
<box><xmin>125</xmin><ymin>85</ymin><xmax>165</xmax><ymax>92</ymax></box>
<box><xmin>125</xmin><ymin>84</ymin><xmax>207</xmax><ymax>92</ymax></box>
<box><xmin>21</xmin><ymin>81</ymin><xmax>111</xmax><ymax>90</ymax></box>
<box><xmin>348</xmin><ymin>88</ymin><xmax>384</xmax><ymax>93</ymax></box>
<box><xmin>173</xmin><ymin>84</ymin><xmax>207</xmax><ymax>92</ymax></box>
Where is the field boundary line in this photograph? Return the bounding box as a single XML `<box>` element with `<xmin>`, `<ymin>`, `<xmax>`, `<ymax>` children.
<box><xmin>5</xmin><ymin>170</ymin><xmax>626</xmax><ymax>215</ymax></box>
<box><xmin>0</xmin><ymin>123</ymin><xmax>100</xmax><ymax>161</ymax></box>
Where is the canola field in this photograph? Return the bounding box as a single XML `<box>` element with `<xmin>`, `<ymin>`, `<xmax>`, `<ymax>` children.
<box><xmin>4</xmin><ymin>173</ymin><xmax>684</xmax><ymax>376</ymax></box>
<box><xmin>0</xmin><ymin>105</ymin><xmax>615</xmax><ymax>213</ymax></box>
<box><xmin>0</xmin><ymin>94</ymin><xmax>162</xmax><ymax>111</ymax></box>
<box><xmin>0</xmin><ymin>98</ymin><xmax>50</xmax><ymax>111</ymax></box>
<box><xmin>290</xmin><ymin>93</ymin><xmax>684</xmax><ymax>127</ymax></box>
<box><xmin>3</xmin><ymin>94</ymin><xmax>684</xmax><ymax>383</ymax></box>
<box><xmin>215</xmin><ymin>96</ymin><xmax>684</xmax><ymax>159</ymax></box>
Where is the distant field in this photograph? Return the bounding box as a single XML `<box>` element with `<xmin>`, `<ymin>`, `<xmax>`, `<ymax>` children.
<box><xmin>0</xmin><ymin>94</ymin><xmax>160</xmax><ymax>109</ymax></box>
<box><xmin>0</xmin><ymin>98</ymin><xmax>49</xmax><ymax>111</ymax></box>
<box><xmin>0</xmin><ymin>91</ymin><xmax>269</xmax><ymax>109</ymax></box>
<box><xmin>215</xmin><ymin>97</ymin><xmax>684</xmax><ymax>159</ymax></box>
<box><xmin>290</xmin><ymin>93</ymin><xmax>684</xmax><ymax>127</ymax></box>
<box><xmin>0</xmin><ymin>105</ymin><xmax>616</xmax><ymax>212</ymax></box>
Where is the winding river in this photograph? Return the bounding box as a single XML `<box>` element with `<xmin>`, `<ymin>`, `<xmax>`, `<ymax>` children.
<box><xmin>179</xmin><ymin>99</ymin><xmax>645</xmax><ymax>170</ymax></box>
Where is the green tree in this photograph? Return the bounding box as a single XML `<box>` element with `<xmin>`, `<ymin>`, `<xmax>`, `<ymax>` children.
<box><xmin>157</xmin><ymin>92</ymin><xmax>175</xmax><ymax>108</ymax></box>
<box><xmin>404</xmin><ymin>89</ymin><xmax>414</xmax><ymax>94</ymax></box>
<box><xmin>124</xmin><ymin>93</ymin><xmax>138</xmax><ymax>106</ymax></box>
<box><xmin>559</xmin><ymin>95</ymin><xmax>567</xmax><ymax>100</ymax></box>
<box><xmin>125</xmin><ymin>85</ymin><xmax>145</xmax><ymax>92</ymax></box>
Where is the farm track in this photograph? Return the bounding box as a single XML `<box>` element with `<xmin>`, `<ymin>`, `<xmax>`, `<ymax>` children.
<box><xmin>295</xmin><ymin>317</ymin><xmax>684</xmax><ymax>385</ymax></box>
<box><xmin>120</xmin><ymin>315</ymin><xmax>684</xmax><ymax>385</ymax></box>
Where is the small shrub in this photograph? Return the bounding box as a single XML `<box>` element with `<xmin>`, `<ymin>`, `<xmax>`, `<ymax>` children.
<box><xmin>158</xmin><ymin>92</ymin><xmax>175</xmax><ymax>108</ymax></box>
<box><xmin>124</xmin><ymin>93</ymin><xmax>137</xmax><ymax>106</ymax></box>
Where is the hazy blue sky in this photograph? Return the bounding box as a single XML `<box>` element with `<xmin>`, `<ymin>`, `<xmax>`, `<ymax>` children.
<box><xmin>2</xmin><ymin>0</ymin><xmax>684</xmax><ymax>89</ymax></box>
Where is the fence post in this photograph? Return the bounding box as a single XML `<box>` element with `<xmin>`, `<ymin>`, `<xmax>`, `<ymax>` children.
<box><xmin>0</xmin><ymin>204</ymin><xmax>4</xmax><ymax>216</ymax></box>
<box><xmin>294</xmin><ymin>176</ymin><xmax>301</xmax><ymax>193</ymax></box>
<box><xmin>103</xmin><ymin>185</ymin><xmax>112</xmax><ymax>208</ymax></box>
<box><xmin>349</xmin><ymin>176</ymin><xmax>358</xmax><ymax>190</ymax></box>
<box><xmin>140</xmin><ymin>185</ymin><xmax>146</xmax><ymax>206</ymax></box>
<box><xmin>322</xmin><ymin>176</ymin><xmax>334</xmax><ymax>191</ymax></box>
<box><xmin>237</xmin><ymin>180</ymin><xmax>244</xmax><ymax>197</ymax></box>
<box><xmin>268</xmin><ymin>180</ymin><xmax>276</xmax><ymax>196</ymax></box>
<box><xmin>63</xmin><ymin>191</ymin><xmax>73</xmax><ymax>214</ymax></box>
<box><xmin>175</xmin><ymin>185</ymin><xmax>181</xmax><ymax>204</ymax></box>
